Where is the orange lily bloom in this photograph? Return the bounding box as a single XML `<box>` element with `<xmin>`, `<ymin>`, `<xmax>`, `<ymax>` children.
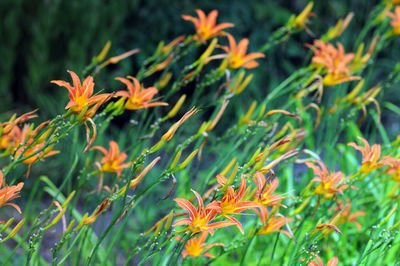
<box><xmin>115</xmin><ymin>76</ymin><xmax>168</xmax><ymax>110</ymax></box>
<box><xmin>219</xmin><ymin>34</ymin><xmax>265</xmax><ymax>69</ymax></box>
<box><xmin>207</xmin><ymin>175</ymin><xmax>267</xmax><ymax>233</ymax></box>
<box><xmin>334</xmin><ymin>199</ymin><xmax>366</xmax><ymax>231</ymax></box>
<box><xmin>13</xmin><ymin>123</ymin><xmax>59</xmax><ymax>167</ymax></box>
<box><xmin>253</xmin><ymin>172</ymin><xmax>286</xmax><ymax>207</ymax></box>
<box><xmin>0</xmin><ymin>127</ymin><xmax>19</xmax><ymax>150</ymax></box>
<box><xmin>387</xmin><ymin>6</ymin><xmax>400</xmax><ymax>35</ymax></box>
<box><xmin>91</xmin><ymin>141</ymin><xmax>131</xmax><ymax>177</ymax></box>
<box><xmin>305</xmin><ymin>161</ymin><xmax>349</xmax><ymax>199</ymax></box>
<box><xmin>0</xmin><ymin>170</ymin><xmax>24</xmax><ymax>214</ymax></box>
<box><xmin>177</xmin><ymin>232</ymin><xmax>223</xmax><ymax>258</ymax></box>
<box><xmin>348</xmin><ymin>137</ymin><xmax>395</xmax><ymax>173</ymax></box>
<box><xmin>307</xmin><ymin>255</ymin><xmax>338</xmax><ymax>266</ymax></box>
<box><xmin>173</xmin><ymin>189</ymin><xmax>236</xmax><ymax>235</ymax></box>
<box><xmin>386</xmin><ymin>159</ymin><xmax>400</xmax><ymax>182</ymax></box>
<box><xmin>51</xmin><ymin>70</ymin><xmax>111</xmax><ymax>114</ymax></box>
<box><xmin>257</xmin><ymin>214</ymin><xmax>294</xmax><ymax>238</ymax></box>
<box><xmin>182</xmin><ymin>9</ymin><xmax>234</xmax><ymax>42</ymax></box>
<box><xmin>0</xmin><ymin>110</ymin><xmax>38</xmax><ymax>151</ymax></box>
<box><xmin>308</xmin><ymin>40</ymin><xmax>360</xmax><ymax>86</ymax></box>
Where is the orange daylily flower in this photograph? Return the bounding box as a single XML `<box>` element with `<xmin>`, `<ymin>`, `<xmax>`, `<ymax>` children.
<box><xmin>308</xmin><ymin>40</ymin><xmax>360</xmax><ymax>86</ymax></box>
<box><xmin>207</xmin><ymin>175</ymin><xmax>267</xmax><ymax>233</ymax></box>
<box><xmin>0</xmin><ymin>170</ymin><xmax>24</xmax><ymax>214</ymax></box>
<box><xmin>91</xmin><ymin>141</ymin><xmax>131</xmax><ymax>177</ymax></box>
<box><xmin>305</xmin><ymin>161</ymin><xmax>349</xmax><ymax>199</ymax></box>
<box><xmin>177</xmin><ymin>232</ymin><xmax>223</xmax><ymax>258</ymax></box>
<box><xmin>51</xmin><ymin>70</ymin><xmax>111</xmax><ymax>114</ymax></box>
<box><xmin>0</xmin><ymin>110</ymin><xmax>38</xmax><ymax>151</ymax></box>
<box><xmin>0</xmin><ymin>126</ymin><xmax>19</xmax><ymax>150</ymax></box>
<box><xmin>386</xmin><ymin>159</ymin><xmax>400</xmax><ymax>182</ymax></box>
<box><xmin>257</xmin><ymin>214</ymin><xmax>294</xmax><ymax>239</ymax></box>
<box><xmin>387</xmin><ymin>6</ymin><xmax>400</xmax><ymax>35</ymax></box>
<box><xmin>12</xmin><ymin>123</ymin><xmax>59</xmax><ymax>174</ymax></box>
<box><xmin>173</xmin><ymin>189</ymin><xmax>237</xmax><ymax>235</ymax></box>
<box><xmin>115</xmin><ymin>76</ymin><xmax>168</xmax><ymax>110</ymax></box>
<box><xmin>305</xmin><ymin>255</ymin><xmax>338</xmax><ymax>266</ymax></box>
<box><xmin>52</xmin><ymin>71</ymin><xmax>113</xmax><ymax>152</ymax></box>
<box><xmin>334</xmin><ymin>199</ymin><xmax>366</xmax><ymax>231</ymax></box>
<box><xmin>218</xmin><ymin>34</ymin><xmax>265</xmax><ymax>69</ymax></box>
<box><xmin>348</xmin><ymin>136</ymin><xmax>395</xmax><ymax>173</ymax></box>
<box><xmin>182</xmin><ymin>9</ymin><xmax>234</xmax><ymax>42</ymax></box>
<box><xmin>253</xmin><ymin>172</ymin><xmax>286</xmax><ymax>207</ymax></box>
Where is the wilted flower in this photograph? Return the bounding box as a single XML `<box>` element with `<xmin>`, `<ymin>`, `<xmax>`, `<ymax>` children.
<box><xmin>0</xmin><ymin>110</ymin><xmax>37</xmax><ymax>136</ymax></box>
<box><xmin>115</xmin><ymin>76</ymin><xmax>168</xmax><ymax>110</ymax></box>
<box><xmin>91</xmin><ymin>141</ymin><xmax>131</xmax><ymax>177</ymax></box>
<box><xmin>81</xmin><ymin>198</ymin><xmax>110</xmax><ymax>226</ymax></box>
<box><xmin>182</xmin><ymin>9</ymin><xmax>234</xmax><ymax>42</ymax></box>
<box><xmin>219</xmin><ymin>34</ymin><xmax>265</xmax><ymax>69</ymax></box>
<box><xmin>177</xmin><ymin>232</ymin><xmax>223</xmax><ymax>258</ymax></box>
<box><xmin>173</xmin><ymin>189</ymin><xmax>236</xmax><ymax>235</ymax></box>
<box><xmin>0</xmin><ymin>170</ymin><xmax>24</xmax><ymax>214</ymax></box>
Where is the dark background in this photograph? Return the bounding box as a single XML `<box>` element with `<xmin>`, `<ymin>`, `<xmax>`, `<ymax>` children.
<box><xmin>3</xmin><ymin>0</ymin><xmax>395</xmax><ymax>117</ymax></box>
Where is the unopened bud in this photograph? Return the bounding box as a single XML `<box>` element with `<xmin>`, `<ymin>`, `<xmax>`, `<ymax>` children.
<box><xmin>166</xmin><ymin>95</ymin><xmax>186</xmax><ymax>119</ymax></box>
<box><xmin>170</xmin><ymin>150</ymin><xmax>182</xmax><ymax>169</ymax></box>
<box><xmin>129</xmin><ymin>157</ymin><xmax>161</xmax><ymax>189</ymax></box>
<box><xmin>2</xmin><ymin>218</ymin><xmax>24</xmax><ymax>242</ymax></box>
<box><xmin>97</xmin><ymin>41</ymin><xmax>111</xmax><ymax>62</ymax></box>
<box><xmin>0</xmin><ymin>218</ymin><xmax>14</xmax><ymax>233</ymax></box>
<box><xmin>176</xmin><ymin>150</ymin><xmax>198</xmax><ymax>171</ymax></box>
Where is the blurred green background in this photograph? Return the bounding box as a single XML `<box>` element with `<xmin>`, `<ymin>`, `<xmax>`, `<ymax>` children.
<box><xmin>4</xmin><ymin>0</ymin><xmax>397</xmax><ymax>116</ymax></box>
<box><xmin>2</xmin><ymin>0</ymin><xmax>400</xmax><ymax>148</ymax></box>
